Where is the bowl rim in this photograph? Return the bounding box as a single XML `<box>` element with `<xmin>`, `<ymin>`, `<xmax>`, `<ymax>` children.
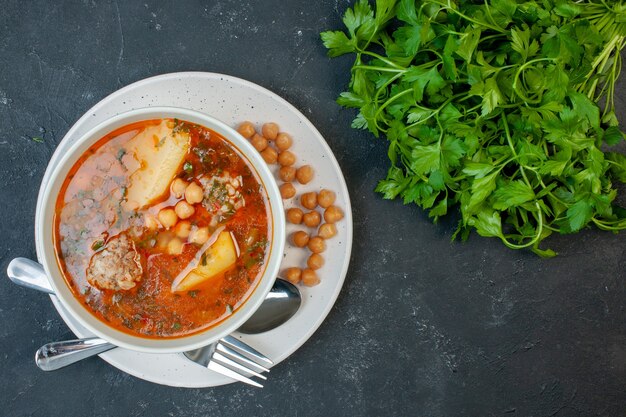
<box><xmin>37</xmin><ymin>106</ymin><xmax>286</xmax><ymax>353</ymax></box>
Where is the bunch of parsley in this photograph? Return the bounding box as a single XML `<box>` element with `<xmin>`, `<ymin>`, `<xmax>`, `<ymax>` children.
<box><xmin>321</xmin><ymin>0</ymin><xmax>626</xmax><ymax>256</ymax></box>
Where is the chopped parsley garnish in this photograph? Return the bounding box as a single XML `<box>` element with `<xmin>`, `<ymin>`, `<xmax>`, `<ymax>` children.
<box><xmin>91</xmin><ymin>240</ymin><xmax>105</xmax><ymax>251</ymax></box>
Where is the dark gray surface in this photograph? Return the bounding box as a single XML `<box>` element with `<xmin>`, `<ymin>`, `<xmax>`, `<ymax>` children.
<box><xmin>1</xmin><ymin>1</ymin><xmax>625</xmax><ymax>416</ymax></box>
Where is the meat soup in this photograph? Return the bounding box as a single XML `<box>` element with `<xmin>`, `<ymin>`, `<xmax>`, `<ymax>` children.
<box><xmin>54</xmin><ymin>119</ymin><xmax>271</xmax><ymax>338</ymax></box>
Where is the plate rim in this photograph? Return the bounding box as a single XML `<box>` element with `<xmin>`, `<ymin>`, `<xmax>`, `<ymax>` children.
<box><xmin>35</xmin><ymin>71</ymin><xmax>353</xmax><ymax>387</ymax></box>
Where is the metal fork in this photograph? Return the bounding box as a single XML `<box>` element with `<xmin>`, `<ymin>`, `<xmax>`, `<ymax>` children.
<box><xmin>184</xmin><ymin>335</ymin><xmax>273</xmax><ymax>388</ymax></box>
<box><xmin>36</xmin><ymin>335</ymin><xmax>273</xmax><ymax>388</ymax></box>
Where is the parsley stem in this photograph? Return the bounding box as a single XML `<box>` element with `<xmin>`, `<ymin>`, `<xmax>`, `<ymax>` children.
<box><xmin>501</xmin><ymin>114</ymin><xmax>545</xmax><ymax>249</ymax></box>
<box><xmin>511</xmin><ymin>58</ymin><xmax>556</xmax><ymax>104</ymax></box>
<box><xmin>374</xmin><ymin>72</ymin><xmax>405</xmax><ymax>109</ymax></box>
<box><xmin>403</xmin><ymin>93</ymin><xmax>468</xmax><ymax>130</ymax></box>
<box><xmin>543</xmin><ymin>224</ymin><xmax>560</xmax><ymax>233</ymax></box>
<box><xmin>374</xmin><ymin>89</ymin><xmax>413</xmax><ymax>124</ymax></box>
<box><xmin>435</xmin><ymin>27</ymin><xmax>465</xmax><ymax>37</ymax></box>
<box><xmin>436</xmin><ymin>118</ymin><xmax>444</xmax><ymax>147</ymax></box>
<box><xmin>418</xmin><ymin>48</ymin><xmax>445</xmax><ymax>62</ymax></box>
<box><xmin>592</xmin><ymin>217</ymin><xmax>626</xmax><ymax>231</ymax></box>
<box><xmin>499</xmin><ymin>202</ymin><xmax>544</xmax><ymax>249</ymax></box>
<box><xmin>430</xmin><ymin>0</ymin><xmax>508</xmax><ymax>34</ymax></box>
<box><xmin>478</xmin><ymin>33</ymin><xmax>506</xmax><ymax>44</ymax></box>
<box><xmin>482</xmin><ymin>0</ymin><xmax>501</xmax><ymax>30</ymax></box>
<box><xmin>352</xmin><ymin>65</ymin><xmax>404</xmax><ymax>73</ymax></box>
<box><xmin>359</xmin><ymin>50</ymin><xmax>406</xmax><ymax>70</ymax></box>
<box><xmin>500</xmin><ymin>113</ymin><xmax>532</xmax><ymax>189</ymax></box>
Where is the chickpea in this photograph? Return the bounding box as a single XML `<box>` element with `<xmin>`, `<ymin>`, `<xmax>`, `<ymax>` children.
<box><xmin>189</xmin><ymin>226</ymin><xmax>209</xmax><ymax>245</ymax></box>
<box><xmin>300</xmin><ymin>192</ymin><xmax>318</xmax><ymax>210</ymax></box>
<box><xmin>307</xmin><ymin>236</ymin><xmax>326</xmax><ymax>253</ymax></box>
<box><xmin>292</xmin><ymin>231</ymin><xmax>310</xmax><ymax>247</ymax></box>
<box><xmin>324</xmin><ymin>205</ymin><xmax>344</xmax><ymax>224</ymax></box>
<box><xmin>278</xmin><ymin>150</ymin><xmax>296</xmax><ymax>167</ymax></box>
<box><xmin>275</xmin><ymin>132</ymin><xmax>293</xmax><ymax>151</ymax></box>
<box><xmin>158</xmin><ymin>208</ymin><xmax>178</xmax><ymax>229</ymax></box>
<box><xmin>261</xmin><ymin>146</ymin><xmax>278</xmax><ymax>164</ymax></box>
<box><xmin>318</xmin><ymin>223</ymin><xmax>337</xmax><ymax>239</ymax></box>
<box><xmin>250</xmin><ymin>133</ymin><xmax>268</xmax><ymax>152</ymax></box>
<box><xmin>185</xmin><ymin>182</ymin><xmax>204</xmax><ymax>205</ymax></box>
<box><xmin>262</xmin><ymin>122</ymin><xmax>279</xmax><ymax>140</ymax></box>
<box><xmin>296</xmin><ymin>165</ymin><xmax>314</xmax><ymax>184</ymax></box>
<box><xmin>283</xmin><ymin>267</ymin><xmax>302</xmax><ymax>285</ymax></box>
<box><xmin>307</xmin><ymin>253</ymin><xmax>324</xmax><ymax>270</ymax></box>
<box><xmin>144</xmin><ymin>214</ymin><xmax>160</xmax><ymax>230</ymax></box>
<box><xmin>301</xmin><ymin>269</ymin><xmax>320</xmax><ymax>287</ymax></box>
<box><xmin>279</xmin><ymin>166</ymin><xmax>296</xmax><ymax>182</ymax></box>
<box><xmin>286</xmin><ymin>207</ymin><xmax>304</xmax><ymax>224</ymax></box>
<box><xmin>170</xmin><ymin>178</ymin><xmax>188</xmax><ymax>198</ymax></box>
<box><xmin>174</xmin><ymin>220</ymin><xmax>191</xmax><ymax>238</ymax></box>
<box><xmin>156</xmin><ymin>232</ymin><xmax>173</xmax><ymax>248</ymax></box>
<box><xmin>280</xmin><ymin>183</ymin><xmax>296</xmax><ymax>199</ymax></box>
<box><xmin>237</xmin><ymin>121</ymin><xmax>256</xmax><ymax>139</ymax></box>
<box><xmin>317</xmin><ymin>189</ymin><xmax>336</xmax><ymax>208</ymax></box>
<box><xmin>167</xmin><ymin>238</ymin><xmax>184</xmax><ymax>255</ymax></box>
<box><xmin>303</xmin><ymin>211</ymin><xmax>321</xmax><ymax>227</ymax></box>
<box><xmin>175</xmin><ymin>200</ymin><xmax>195</xmax><ymax>219</ymax></box>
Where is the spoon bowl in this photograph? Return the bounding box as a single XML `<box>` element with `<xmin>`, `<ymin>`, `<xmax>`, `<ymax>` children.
<box><xmin>238</xmin><ymin>278</ymin><xmax>301</xmax><ymax>334</ymax></box>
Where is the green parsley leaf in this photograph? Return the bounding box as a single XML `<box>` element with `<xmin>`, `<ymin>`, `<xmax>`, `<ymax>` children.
<box><xmin>320</xmin><ymin>31</ymin><xmax>355</xmax><ymax>57</ymax></box>
<box><xmin>468</xmin><ymin>210</ymin><xmax>503</xmax><ymax>238</ymax></box>
<box><xmin>603</xmin><ymin>126</ymin><xmax>624</xmax><ymax>146</ymax></box>
<box><xmin>467</xmin><ymin>171</ymin><xmax>498</xmax><ymax>214</ymax></box>
<box><xmin>491</xmin><ymin>181</ymin><xmax>535</xmax><ymax>210</ymax></box>
<box><xmin>410</xmin><ymin>144</ymin><xmax>440</xmax><ymax>175</ymax></box>
<box><xmin>566</xmin><ymin>199</ymin><xmax>593</xmax><ymax>232</ymax></box>
<box><xmin>375</xmin><ymin>166</ymin><xmax>411</xmax><ymax>199</ymax></box>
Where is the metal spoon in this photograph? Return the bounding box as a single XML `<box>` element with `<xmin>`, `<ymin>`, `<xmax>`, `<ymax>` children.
<box><xmin>7</xmin><ymin>257</ymin><xmax>54</xmax><ymax>294</ymax></box>
<box><xmin>7</xmin><ymin>257</ymin><xmax>301</xmax><ymax>371</ymax></box>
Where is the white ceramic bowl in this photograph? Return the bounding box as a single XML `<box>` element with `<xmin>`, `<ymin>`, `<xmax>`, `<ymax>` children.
<box><xmin>37</xmin><ymin>107</ymin><xmax>286</xmax><ymax>353</ymax></box>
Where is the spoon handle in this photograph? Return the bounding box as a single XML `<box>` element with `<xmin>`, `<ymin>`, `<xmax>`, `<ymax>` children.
<box><xmin>35</xmin><ymin>338</ymin><xmax>115</xmax><ymax>371</ymax></box>
<box><xmin>7</xmin><ymin>258</ymin><xmax>54</xmax><ymax>294</ymax></box>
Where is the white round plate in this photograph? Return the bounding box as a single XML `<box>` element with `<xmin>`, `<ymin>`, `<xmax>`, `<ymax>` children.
<box><xmin>34</xmin><ymin>72</ymin><xmax>353</xmax><ymax>388</ymax></box>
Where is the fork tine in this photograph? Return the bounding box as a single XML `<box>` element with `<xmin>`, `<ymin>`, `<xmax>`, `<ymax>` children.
<box><xmin>212</xmin><ymin>351</ymin><xmax>267</xmax><ymax>380</ymax></box>
<box><xmin>207</xmin><ymin>360</ymin><xmax>263</xmax><ymax>388</ymax></box>
<box><xmin>221</xmin><ymin>335</ymin><xmax>273</xmax><ymax>367</ymax></box>
<box><xmin>216</xmin><ymin>342</ymin><xmax>270</xmax><ymax>374</ymax></box>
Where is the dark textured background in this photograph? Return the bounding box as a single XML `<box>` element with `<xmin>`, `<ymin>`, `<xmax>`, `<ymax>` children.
<box><xmin>1</xmin><ymin>1</ymin><xmax>625</xmax><ymax>416</ymax></box>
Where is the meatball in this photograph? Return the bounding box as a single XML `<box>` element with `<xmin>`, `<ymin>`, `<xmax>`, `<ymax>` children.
<box><xmin>86</xmin><ymin>233</ymin><xmax>143</xmax><ymax>291</ymax></box>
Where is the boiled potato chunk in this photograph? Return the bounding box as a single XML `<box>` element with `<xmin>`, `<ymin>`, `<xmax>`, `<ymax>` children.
<box><xmin>124</xmin><ymin>120</ymin><xmax>190</xmax><ymax>209</ymax></box>
<box><xmin>173</xmin><ymin>231</ymin><xmax>238</xmax><ymax>292</ymax></box>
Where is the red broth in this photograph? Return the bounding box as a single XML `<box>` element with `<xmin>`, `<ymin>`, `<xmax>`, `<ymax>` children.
<box><xmin>53</xmin><ymin>119</ymin><xmax>271</xmax><ymax>338</ymax></box>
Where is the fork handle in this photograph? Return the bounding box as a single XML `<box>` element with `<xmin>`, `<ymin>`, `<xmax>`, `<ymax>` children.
<box><xmin>35</xmin><ymin>338</ymin><xmax>115</xmax><ymax>371</ymax></box>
